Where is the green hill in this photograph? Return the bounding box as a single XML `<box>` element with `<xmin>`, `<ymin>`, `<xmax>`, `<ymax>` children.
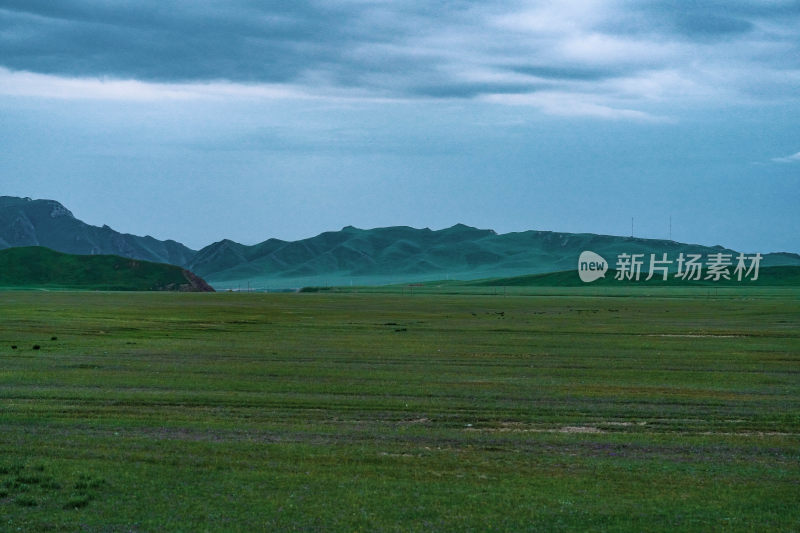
<box><xmin>0</xmin><ymin>247</ymin><xmax>214</xmax><ymax>291</ymax></box>
<box><xmin>469</xmin><ymin>266</ymin><xmax>800</xmax><ymax>287</ymax></box>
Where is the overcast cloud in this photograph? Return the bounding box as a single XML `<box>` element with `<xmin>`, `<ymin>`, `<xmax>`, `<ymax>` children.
<box><xmin>1</xmin><ymin>0</ymin><xmax>799</xmax><ymax>115</ymax></box>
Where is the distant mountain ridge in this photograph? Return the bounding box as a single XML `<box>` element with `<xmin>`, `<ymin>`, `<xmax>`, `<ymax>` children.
<box><xmin>189</xmin><ymin>224</ymin><xmax>800</xmax><ymax>288</ymax></box>
<box><xmin>187</xmin><ymin>224</ymin><xmax>501</xmax><ymax>281</ymax></box>
<box><xmin>2</xmin><ymin>196</ymin><xmax>799</xmax><ymax>289</ymax></box>
<box><xmin>0</xmin><ymin>196</ymin><xmax>195</xmax><ymax>266</ymax></box>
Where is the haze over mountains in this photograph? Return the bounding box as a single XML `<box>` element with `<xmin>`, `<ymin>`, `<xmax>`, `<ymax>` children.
<box><xmin>2</xmin><ymin>196</ymin><xmax>799</xmax><ymax>289</ymax></box>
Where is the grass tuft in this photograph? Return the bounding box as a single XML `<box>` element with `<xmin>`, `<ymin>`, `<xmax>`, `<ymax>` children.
<box><xmin>14</xmin><ymin>496</ymin><xmax>38</xmax><ymax>507</ymax></box>
<box><xmin>63</xmin><ymin>495</ymin><xmax>91</xmax><ymax>510</ymax></box>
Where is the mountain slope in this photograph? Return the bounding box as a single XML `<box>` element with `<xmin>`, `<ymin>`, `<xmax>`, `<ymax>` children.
<box><xmin>0</xmin><ymin>247</ymin><xmax>214</xmax><ymax>291</ymax></box>
<box><xmin>0</xmin><ymin>196</ymin><xmax>196</xmax><ymax>266</ymax></box>
<box><xmin>189</xmin><ymin>224</ymin><xmax>800</xmax><ymax>288</ymax></box>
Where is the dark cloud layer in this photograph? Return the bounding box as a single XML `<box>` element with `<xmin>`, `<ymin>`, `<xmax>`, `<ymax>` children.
<box><xmin>0</xmin><ymin>1</ymin><xmax>357</xmax><ymax>82</ymax></box>
<box><xmin>1</xmin><ymin>0</ymin><xmax>798</xmax><ymax>102</ymax></box>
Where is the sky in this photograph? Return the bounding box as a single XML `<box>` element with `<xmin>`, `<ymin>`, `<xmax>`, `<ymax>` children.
<box><xmin>1</xmin><ymin>0</ymin><xmax>798</xmax><ymax>253</ymax></box>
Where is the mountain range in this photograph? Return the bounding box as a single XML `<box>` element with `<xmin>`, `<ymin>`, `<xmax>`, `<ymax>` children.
<box><xmin>2</xmin><ymin>196</ymin><xmax>799</xmax><ymax>289</ymax></box>
<box><xmin>187</xmin><ymin>225</ymin><xmax>800</xmax><ymax>289</ymax></box>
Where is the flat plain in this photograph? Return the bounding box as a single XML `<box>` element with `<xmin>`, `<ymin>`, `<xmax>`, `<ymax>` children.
<box><xmin>0</xmin><ymin>288</ymin><xmax>798</xmax><ymax>531</ymax></box>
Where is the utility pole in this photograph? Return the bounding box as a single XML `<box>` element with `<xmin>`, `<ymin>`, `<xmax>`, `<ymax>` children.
<box><xmin>631</xmin><ymin>217</ymin><xmax>634</xmax><ymax>237</ymax></box>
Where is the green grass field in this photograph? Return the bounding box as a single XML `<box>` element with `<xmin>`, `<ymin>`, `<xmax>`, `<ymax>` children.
<box><xmin>0</xmin><ymin>289</ymin><xmax>798</xmax><ymax>531</ymax></box>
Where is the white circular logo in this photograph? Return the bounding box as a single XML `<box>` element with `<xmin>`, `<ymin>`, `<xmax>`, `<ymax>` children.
<box><xmin>578</xmin><ymin>251</ymin><xmax>608</xmax><ymax>283</ymax></box>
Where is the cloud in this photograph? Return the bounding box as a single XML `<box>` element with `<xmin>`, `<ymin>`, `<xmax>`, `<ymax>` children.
<box><xmin>482</xmin><ymin>91</ymin><xmax>669</xmax><ymax>122</ymax></box>
<box><xmin>772</xmin><ymin>151</ymin><xmax>800</xmax><ymax>163</ymax></box>
<box><xmin>0</xmin><ymin>67</ymin><xmax>315</xmax><ymax>101</ymax></box>
<box><xmin>0</xmin><ymin>0</ymin><xmax>798</xmax><ymax>118</ymax></box>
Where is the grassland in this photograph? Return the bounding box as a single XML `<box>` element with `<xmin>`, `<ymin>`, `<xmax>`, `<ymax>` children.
<box><xmin>0</xmin><ymin>289</ymin><xmax>798</xmax><ymax>531</ymax></box>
